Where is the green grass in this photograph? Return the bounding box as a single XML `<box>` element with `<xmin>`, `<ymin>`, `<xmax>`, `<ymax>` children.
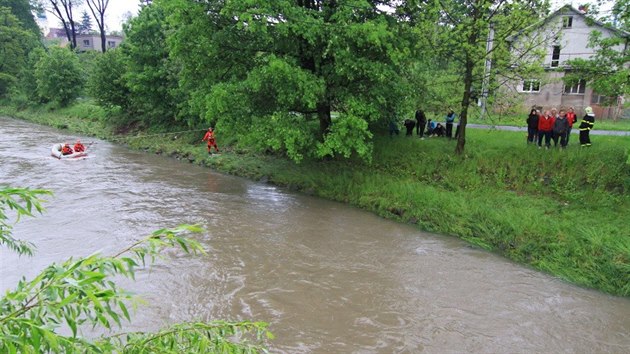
<box><xmin>3</xmin><ymin>104</ymin><xmax>629</xmax><ymax>296</ymax></box>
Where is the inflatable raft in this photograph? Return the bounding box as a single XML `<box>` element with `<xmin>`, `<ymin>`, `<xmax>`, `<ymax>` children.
<box><xmin>51</xmin><ymin>143</ymin><xmax>88</xmax><ymax>159</ymax></box>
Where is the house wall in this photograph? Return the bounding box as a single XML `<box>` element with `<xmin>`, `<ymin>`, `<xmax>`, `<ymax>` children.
<box><xmin>504</xmin><ymin>7</ymin><xmax>628</xmax><ymax>118</ymax></box>
<box><xmin>76</xmin><ymin>35</ymin><xmax>123</xmax><ymax>52</ymax></box>
<box><xmin>45</xmin><ymin>29</ymin><xmax>123</xmax><ymax>52</ymax></box>
<box><xmin>547</xmin><ymin>11</ymin><xmax>625</xmax><ymax>67</ymax></box>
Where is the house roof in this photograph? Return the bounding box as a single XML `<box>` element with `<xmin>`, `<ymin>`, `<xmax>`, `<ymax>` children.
<box><xmin>506</xmin><ymin>5</ymin><xmax>630</xmax><ymax>42</ymax></box>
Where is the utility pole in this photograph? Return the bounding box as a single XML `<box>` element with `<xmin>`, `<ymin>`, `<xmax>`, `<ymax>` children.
<box><xmin>480</xmin><ymin>22</ymin><xmax>494</xmax><ymax>119</ymax></box>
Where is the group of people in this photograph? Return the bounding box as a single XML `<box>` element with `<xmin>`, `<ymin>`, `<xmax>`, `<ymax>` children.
<box><xmin>526</xmin><ymin>106</ymin><xmax>595</xmax><ymax>149</ymax></box>
<box><xmin>393</xmin><ymin>109</ymin><xmax>459</xmax><ymax>139</ymax></box>
<box><xmin>61</xmin><ymin>140</ymin><xmax>86</xmax><ymax>155</ymax></box>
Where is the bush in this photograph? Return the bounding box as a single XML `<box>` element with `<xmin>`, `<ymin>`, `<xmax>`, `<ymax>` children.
<box><xmin>34</xmin><ymin>47</ymin><xmax>84</xmax><ymax>107</ymax></box>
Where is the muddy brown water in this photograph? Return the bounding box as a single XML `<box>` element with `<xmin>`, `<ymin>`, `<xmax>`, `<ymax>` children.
<box><xmin>1</xmin><ymin>117</ymin><xmax>628</xmax><ymax>353</ymax></box>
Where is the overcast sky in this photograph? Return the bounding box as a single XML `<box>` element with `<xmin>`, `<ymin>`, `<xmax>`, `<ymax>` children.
<box><xmin>101</xmin><ymin>0</ymin><xmax>140</xmax><ymax>32</ymax></box>
<box><xmin>47</xmin><ymin>0</ymin><xmax>615</xmax><ymax>34</ymax></box>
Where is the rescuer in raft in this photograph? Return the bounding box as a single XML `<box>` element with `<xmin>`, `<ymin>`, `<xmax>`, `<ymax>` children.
<box><xmin>61</xmin><ymin>143</ymin><xmax>74</xmax><ymax>155</ymax></box>
<box><xmin>73</xmin><ymin>140</ymin><xmax>86</xmax><ymax>152</ymax></box>
<box><xmin>202</xmin><ymin>127</ymin><xmax>220</xmax><ymax>154</ymax></box>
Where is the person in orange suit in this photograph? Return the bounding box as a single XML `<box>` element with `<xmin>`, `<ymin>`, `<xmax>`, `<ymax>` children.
<box><xmin>61</xmin><ymin>143</ymin><xmax>73</xmax><ymax>155</ymax></box>
<box><xmin>73</xmin><ymin>140</ymin><xmax>86</xmax><ymax>152</ymax></box>
<box><xmin>202</xmin><ymin>127</ymin><xmax>220</xmax><ymax>154</ymax></box>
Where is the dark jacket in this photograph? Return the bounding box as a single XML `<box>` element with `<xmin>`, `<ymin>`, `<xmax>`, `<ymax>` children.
<box><xmin>526</xmin><ymin>113</ymin><xmax>539</xmax><ymax>130</ymax></box>
<box><xmin>415</xmin><ymin>110</ymin><xmax>427</xmax><ymax>123</ymax></box>
<box><xmin>553</xmin><ymin>117</ymin><xmax>569</xmax><ymax>134</ymax></box>
<box><xmin>579</xmin><ymin>114</ymin><xmax>595</xmax><ymax>130</ymax></box>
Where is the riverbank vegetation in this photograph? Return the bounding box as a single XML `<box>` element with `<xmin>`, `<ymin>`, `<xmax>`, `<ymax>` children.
<box><xmin>1</xmin><ymin>0</ymin><xmax>629</xmax><ymax>300</ymax></box>
<box><xmin>2</xmin><ymin>103</ymin><xmax>629</xmax><ymax>297</ymax></box>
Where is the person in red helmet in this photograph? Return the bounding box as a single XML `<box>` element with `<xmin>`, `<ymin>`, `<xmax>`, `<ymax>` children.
<box><xmin>61</xmin><ymin>143</ymin><xmax>73</xmax><ymax>155</ymax></box>
<box><xmin>202</xmin><ymin>127</ymin><xmax>220</xmax><ymax>154</ymax></box>
<box><xmin>73</xmin><ymin>140</ymin><xmax>86</xmax><ymax>152</ymax></box>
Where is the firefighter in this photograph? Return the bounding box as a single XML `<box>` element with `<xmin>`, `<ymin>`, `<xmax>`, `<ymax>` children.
<box><xmin>202</xmin><ymin>127</ymin><xmax>220</xmax><ymax>154</ymax></box>
<box><xmin>73</xmin><ymin>140</ymin><xmax>86</xmax><ymax>152</ymax></box>
<box><xmin>578</xmin><ymin>106</ymin><xmax>595</xmax><ymax>147</ymax></box>
<box><xmin>61</xmin><ymin>143</ymin><xmax>73</xmax><ymax>155</ymax></box>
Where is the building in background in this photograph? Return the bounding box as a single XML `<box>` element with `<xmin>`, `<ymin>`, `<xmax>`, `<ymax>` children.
<box><xmin>506</xmin><ymin>5</ymin><xmax>629</xmax><ymax>118</ymax></box>
<box><xmin>46</xmin><ymin>28</ymin><xmax>124</xmax><ymax>52</ymax></box>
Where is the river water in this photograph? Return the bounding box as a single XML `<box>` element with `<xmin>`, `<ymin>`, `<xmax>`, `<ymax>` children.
<box><xmin>1</xmin><ymin>116</ymin><xmax>628</xmax><ymax>353</ymax></box>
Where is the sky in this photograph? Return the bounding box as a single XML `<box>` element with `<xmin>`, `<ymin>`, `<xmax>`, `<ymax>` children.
<box><xmin>42</xmin><ymin>0</ymin><xmax>617</xmax><ymax>34</ymax></box>
<box><xmin>41</xmin><ymin>0</ymin><xmax>140</xmax><ymax>33</ymax></box>
<box><xmin>102</xmin><ymin>0</ymin><xmax>140</xmax><ymax>32</ymax></box>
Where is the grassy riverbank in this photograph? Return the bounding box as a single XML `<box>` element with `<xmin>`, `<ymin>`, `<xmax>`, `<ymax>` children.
<box><xmin>2</xmin><ymin>103</ymin><xmax>629</xmax><ymax>297</ymax></box>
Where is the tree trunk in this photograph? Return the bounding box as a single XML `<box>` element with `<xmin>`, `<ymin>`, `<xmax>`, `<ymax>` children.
<box><xmin>456</xmin><ymin>56</ymin><xmax>474</xmax><ymax>155</ymax></box>
<box><xmin>317</xmin><ymin>101</ymin><xmax>331</xmax><ymax>137</ymax></box>
<box><xmin>455</xmin><ymin>1</ymin><xmax>482</xmax><ymax>155</ymax></box>
<box><xmin>70</xmin><ymin>19</ymin><xmax>77</xmax><ymax>49</ymax></box>
<box><xmin>100</xmin><ymin>29</ymin><xmax>106</xmax><ymax>52</ymax></box>
<box><xmin>86</xmin><ymin>0</ymin><xmax>109</xmax><ymax>53</ymax></box>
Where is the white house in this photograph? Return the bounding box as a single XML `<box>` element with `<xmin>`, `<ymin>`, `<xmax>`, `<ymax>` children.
<box><xmin>506</xmin><ymin>5</ymin><xmax>629</xmax><ymax>118</ymax></box>
<box><xmin>46</xmin><ymin>28</ymin><xmax>124</xmax><ymax>52</ymax></box>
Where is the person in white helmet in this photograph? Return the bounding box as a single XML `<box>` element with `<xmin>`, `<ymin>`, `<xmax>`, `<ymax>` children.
<box><xmin>578</xmin><ymin>107</ymin><xmax>595</xmax><ymax>147</ymax></box>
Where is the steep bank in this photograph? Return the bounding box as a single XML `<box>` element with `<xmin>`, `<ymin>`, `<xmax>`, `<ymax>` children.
<box><xmin>2</xmin><ymin>104</ymin><xmax>629</xmax><ymax>296</ymax></box>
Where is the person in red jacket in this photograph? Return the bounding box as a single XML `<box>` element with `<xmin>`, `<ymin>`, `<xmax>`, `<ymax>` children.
<box><xmin>537</xmin><ymin>110</ymin><xmax>555</xmax><ymax>149</ymax></box>
<box><xmin>61</xmin><ymin>143</ymin><xmax>73</xmax><ymax>155</ymax></box>
<box><xmin>565</xmin><ymin>106</ymin><xmax>577</xmax><ymax>144</ymax></box>
<box><xmin>202</xmin><ymin>127</ymin><xmax>220</xmax><ymax>154</ymax></box>
<box><xmin>73</xmin><ymin>140</ymin><xmax>85</xmax><ymax>152</ymax></box>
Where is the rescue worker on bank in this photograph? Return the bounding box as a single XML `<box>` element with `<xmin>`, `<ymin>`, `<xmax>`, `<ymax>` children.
<box><xmin>61</xmin><ymin>143</ymin><xmax>73</xmax><ymax>155</ymax></box>
<box><xmin>73</xmin><ymin>140</ymin><xmax>86</xmax><ymax>152</ymax></box>
<box><xmin>566</xmin><ymin>107</ymin><xmax>577</xmax><ymax>144</ymax></box>
<box><xmin>579</xmin><ymin>106</ymin><xmax>595</xmax><ymax>147</ymax></box>
<box><xmin>202</xmin><ymin>127</ymin><xmax>220</xmax><ymax>154</ymax></box>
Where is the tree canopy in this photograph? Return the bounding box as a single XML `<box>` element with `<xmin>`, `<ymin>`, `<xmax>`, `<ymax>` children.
<box><xmin>159</xmin><ymin>0</ymin><xmax>419</xmax><ymax>162</ymax></box>
<box><xmin>0</xmin><ymin>5</ymin><xmax>39</xmax><ymax>97</ymax></box>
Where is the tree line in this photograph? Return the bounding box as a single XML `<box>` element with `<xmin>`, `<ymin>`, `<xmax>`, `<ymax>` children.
<box><xmin>1</xmin><ymin>0</ymin><xmax>627</xmax><ymax>158</ymax></box>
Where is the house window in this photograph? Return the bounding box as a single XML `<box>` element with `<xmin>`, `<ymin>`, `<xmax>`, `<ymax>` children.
<box><xmin>564</xmin><ymin>79</ymin><xmax>586</xmax><ymax>94</ymax></box>
<box><xmin>562</xmin><ymin>16</ymin><xmax>573</xmax><ymax>28</ymax></box>
<box><xmin>83</xmin><ymin>39</ymin><xmax>90</xmax><ymax>46</ymax></box>
<box><xmin>551</xmin><ymin>45</ymin><xmax>561</xmax><ymax>67</ymax></box>
<box><xmin>107</xmin><ymin>41</ymin><xmax>116</xmax><ymax>48</ymax></box>
<box><xmin>521</xmin><ymin>79</ymin><xmax>541</xmax><ymax>93</ymax></box>
<box><xmin>591</xmin><ymin>93</ymin><xmax>613</xmax><ymax>105</ymax></box>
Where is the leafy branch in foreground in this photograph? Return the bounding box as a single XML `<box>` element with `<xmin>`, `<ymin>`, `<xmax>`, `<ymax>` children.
<box><xmin>0</xmin><ymin>187</ymin><xmax>270</xmax><ymax>353</ymax></box>
<box><xmin>0</xmin><ymin>186</ymin><xmax>51</xmax><ymax>256</ymax></box>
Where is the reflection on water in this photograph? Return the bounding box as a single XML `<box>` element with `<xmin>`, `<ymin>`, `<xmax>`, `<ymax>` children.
<box><xmin>1</xmin><ymin>116</ymin><xmax>629</xmax><ymax>353</ymax></box>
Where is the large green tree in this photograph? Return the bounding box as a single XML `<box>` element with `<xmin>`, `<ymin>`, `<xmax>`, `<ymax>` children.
<box><xmin>120</xmin><ymin>2</ymin><xmax>179</xmax><ymax>125</ymax></box>
<box><xmin>423</xmin><ymin>0</ymin><xmax>549</xmax><ymax>154</ymax></box>
<box><xmin>161</xmin><ymin>0</ymin><xmax>417</xmax><ymax>162</ymax></box>
<box><xmin>0</xmin><ymin>6</ymin><xmax>38</xmax><ymax>97</ymax></box>
<box><xmin>0</xmin><ymin>0</ymin><xmax>41</xmax><ymax>36</ymax></box>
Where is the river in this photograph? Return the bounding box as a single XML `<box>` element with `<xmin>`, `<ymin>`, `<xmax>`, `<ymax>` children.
<box><xmin>1</xmin><ymin>116</ymin><xmax>628</xmax><ymax>353</ymax></box>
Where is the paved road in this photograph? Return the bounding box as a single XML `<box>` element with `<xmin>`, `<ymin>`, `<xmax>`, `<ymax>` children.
<box><xmin>467</xmin><ymin>124</ymin><xmax>630</xmax><ymax>136</ymax></box>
